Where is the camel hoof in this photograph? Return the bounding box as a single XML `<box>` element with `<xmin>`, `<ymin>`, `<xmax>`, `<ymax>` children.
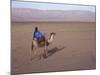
<box><xmin>30</xmin><ymin>57</ymin><xmax>34</xmax><ymax>61</ymax></box>
<box><xmin>43</xmin><ymin>54</ymin><xmax>48</xmax><ymax>59</ymax></box>
<box><xmin>38</xmin><ymin>56</ymin><xmax>41</xmax><ymax>60</ymax></box>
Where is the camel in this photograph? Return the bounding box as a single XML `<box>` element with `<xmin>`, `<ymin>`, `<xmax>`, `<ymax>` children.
<box><xmin>31</xmin><ymin>32</ymin><xmax>56</xmax><ymax>60</ymax></box>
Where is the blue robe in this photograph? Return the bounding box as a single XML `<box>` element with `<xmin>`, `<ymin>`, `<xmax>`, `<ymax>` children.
<box><xmin>34</xmin><ymin>31</ymin><xmax>43</xmax><ymax>39</ymax></box>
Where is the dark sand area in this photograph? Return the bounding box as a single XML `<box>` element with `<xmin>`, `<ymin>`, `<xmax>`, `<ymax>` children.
<box><xmin>11</xmin><ymin>22</ymin><xmax>96</xmax><ymax>74</ymax></box>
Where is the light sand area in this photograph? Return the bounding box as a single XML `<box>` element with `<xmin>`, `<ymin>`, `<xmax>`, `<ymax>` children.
<box><xmin>11</xmin><ymin>22</ymin><xmax>96</xmax><ymax>74</ymax></box>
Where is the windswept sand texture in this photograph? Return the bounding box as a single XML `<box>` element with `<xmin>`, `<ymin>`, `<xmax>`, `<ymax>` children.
<box><xmin>11</xmin><ymin>22</ymin><xmax>96</xmax><ymax>74</ymax></box>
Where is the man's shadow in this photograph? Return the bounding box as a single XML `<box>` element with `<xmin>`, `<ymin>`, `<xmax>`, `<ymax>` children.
<box><xmin>47</xmin><ymin>46</ymin><xmax>66</xmax><ymax>57</ymax></box>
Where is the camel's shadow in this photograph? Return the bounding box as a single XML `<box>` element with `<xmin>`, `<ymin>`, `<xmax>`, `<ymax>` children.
<box><xmin>31</xmin><ymin>46</ymin><xmax>66</xmax><ymax>61</ymax></box>
<box><xmin>47</xmin><ymin>46</ymin><xmax>66</xmax><ymax>57</ymax></box>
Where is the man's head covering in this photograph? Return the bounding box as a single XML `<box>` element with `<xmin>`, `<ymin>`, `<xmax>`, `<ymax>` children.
<box><xmin>35</xmin><ymin>27</ymin><xmax>38</xmax><ymax>32</ymax></box>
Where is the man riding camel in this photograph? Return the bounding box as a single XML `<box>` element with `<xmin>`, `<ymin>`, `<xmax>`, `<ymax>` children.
<box><xmin>33</xmin><ymin>27</ymin><xmax>46</xmax><ymax>46</ymax></box>
<box><xmin>31</xmin><ymin>27</ymin><xmax>56</xmax><ymax>59</ymax></box>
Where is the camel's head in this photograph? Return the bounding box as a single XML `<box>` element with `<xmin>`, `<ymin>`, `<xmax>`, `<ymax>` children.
<box><xmin>48</xmin><ymin>32</ymin><xmax>56</xmax><ymax>43</ymax></box>
<box><xmin>50</xmin><ymin>32</ymin><xmax>56</xmax><ymax>40</ymax></box>
<box><xmin>50</xmin><ymin>32</ymin><xmax>56</xmax><ymax>36</ymax></box>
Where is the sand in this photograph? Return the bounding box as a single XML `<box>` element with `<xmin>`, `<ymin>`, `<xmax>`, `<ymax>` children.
<box><xmin>11</xmin><ymin>22</ymin><xmax>96</xmax><ymax>74</ymax></box>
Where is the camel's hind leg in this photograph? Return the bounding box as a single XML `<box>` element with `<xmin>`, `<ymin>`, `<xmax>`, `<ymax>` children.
<box><xmin>31</xmin><ymin>41</ymin><xmax>34</xmax><ymax>50</ymax></box>
<box><xmin>43</xmin><ymin>42</ymin><xmax>48</xmax><ymax>58</ymax></box>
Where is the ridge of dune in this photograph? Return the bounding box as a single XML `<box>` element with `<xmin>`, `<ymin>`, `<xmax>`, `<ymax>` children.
<box><xmin>12</xmin><ymin>8</ymin><xmax>95</xmax><ymax>22</ymax></box>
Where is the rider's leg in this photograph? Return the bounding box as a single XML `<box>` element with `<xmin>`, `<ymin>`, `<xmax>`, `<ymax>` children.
<box><xmin>33</xmin><ymin>38</ymin><xmax>38</xmax><ymax>55</ymax></box>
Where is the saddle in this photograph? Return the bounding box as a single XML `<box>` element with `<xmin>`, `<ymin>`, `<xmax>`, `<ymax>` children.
<box><xmin>37</xmin><ymin>36</ymin><xmax>49</xmax><ymax>47</ymax></box>
<box><xmin>37</xmin><ymin>36</ymin><xmax>45</xmax><ymax>44</ymax></box>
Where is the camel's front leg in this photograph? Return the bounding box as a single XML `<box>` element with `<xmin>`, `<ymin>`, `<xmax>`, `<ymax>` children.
<box><xmin>43</xmin><ymin>42</ymin><xmax>48</xmax><ymax>58</ymax></box>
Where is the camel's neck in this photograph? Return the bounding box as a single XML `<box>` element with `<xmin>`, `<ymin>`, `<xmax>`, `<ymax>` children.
<box><xmin>48</xmin><ymin>34</ymin><xmax>55</xmax><ymax>43</ymax></box>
